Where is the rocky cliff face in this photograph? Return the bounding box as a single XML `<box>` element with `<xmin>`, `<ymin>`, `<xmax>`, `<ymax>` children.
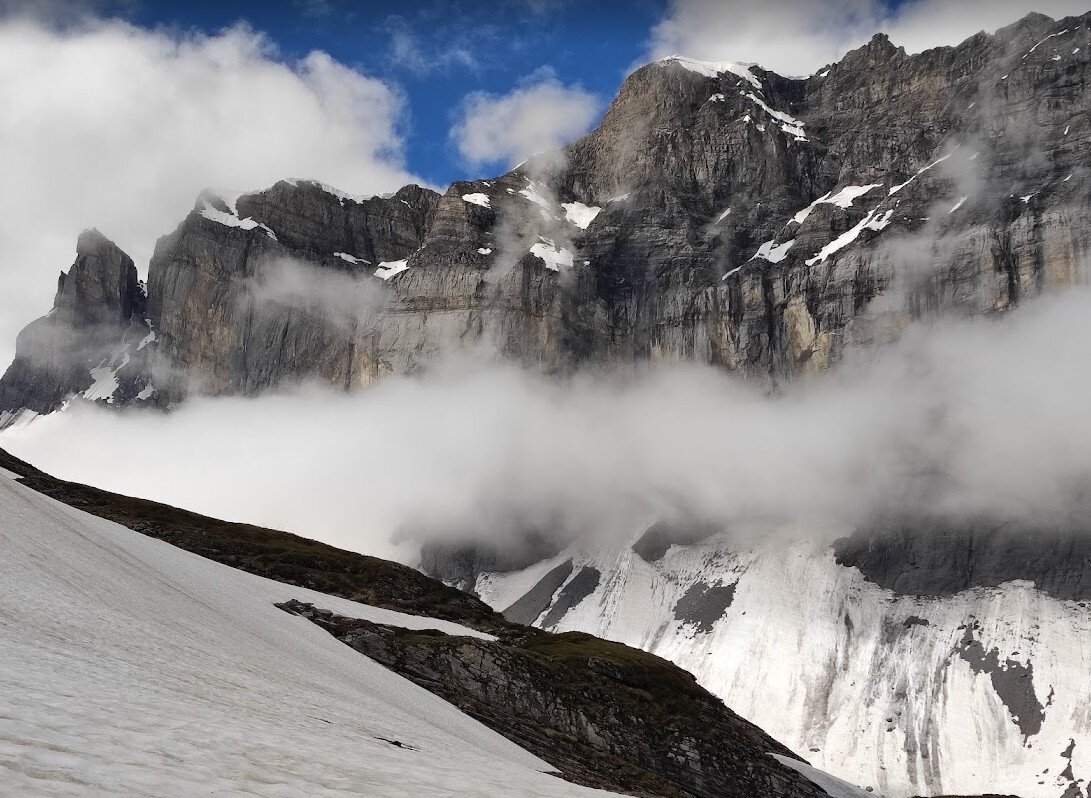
<box><xmin>0</xmin><ymin>229</ymin><xmax>151</xmax><ymax>426</ymax></box>
<box><xmin>5</xmin><ymin>12</ymin><xmax>1088</xmax><ymax>412</ymax></box>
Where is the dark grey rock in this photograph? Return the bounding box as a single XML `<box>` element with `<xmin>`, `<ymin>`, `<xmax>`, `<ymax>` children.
<box><xmin>501</xmin><ymin>559</ymin><xmax>574</xmax><ymax>625</ymax></box>
<box><xmin>956</xmin><ymin>620</ymin><xmax>1044</xmax><ymax>740</ymax></box>
<box><xmin>539</xmin><ymin>565</ymin><xmax>601</xmax><ymax>628</ymax></box>
<box><xmin>276</xmin><ymin>598</ymin><xmax>835</xmax><ymax>798</ymax></box>
<box><xmin>673</xmin><ymin>580</ymin><xmax>738</xmax><ymax>633</ymax></box>
<box><xmin>834</xmin><ymin>514</ymin><xmax>1091</xmax><ymax>601</ymax></box>
<box><xmin>0</xmin><ymin>230</ymin><xmax>149</xmax><ymax>420</ymax></box>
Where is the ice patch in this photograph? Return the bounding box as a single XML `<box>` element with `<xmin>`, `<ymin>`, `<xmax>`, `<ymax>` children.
<box><xmin>791</xmin><ymin>184</ymin><xmax>880</xmax><ymax>226</ymax></box>
<box><xmin>949</xmin><ymin>197</ymin><xmax>968</xmax><ymax>214</ymax></box>
<box><xmin>751</xmin><ymin>238</ymin><xmax>796</xmax><ymax>264</ymax></box>
<box><xmin>806</xmin><ymin>208</ymin><xmax>888</xmax><ymax>265</ymax></box>
<box><xmin>334</xmin><ymin>252</ymin><xmax>369</xmax><ymax>265</ymax></box>
<box><xmin>374</xmin><ymin>260</ymin><xmax>409</xmax><ymax>280</ymax></box>
<box><xmin>477</xmin><ymin>247</ymin><xmax>493</xmax><ymax>255</ymax></box>
<box><xmin>519</xmin><ymin>183</ymin><xmax>558</xmax><ymax>221</ymax></box>
<box><xmin>461</xmin><ymin>193</ymin><xmax>491</xmax><ymax>208</ymax></box>
<box><xmin>560</xmin><ymin>202</ymin><xmax>602</xmax><ymax>230</ymax></box>
<box><xmin>136</xmin><ymin>384</ymin><xmax>155</xmax><ymax>401</ymax></box>
<box><xmin>285</xmin><ymin>178</ymin><xmax>374</xmax><ymax>205</ymax></box>
<box><xmin>708</xmin><ymin>93</ymin><xmax>725</xmax><ymax>102</ymax></box>
<box><xmin>741</xmin><ymin>91</ymin><xmax>806</xmax><ymax>140</ymax></box>
<box><xmin>1024</xmin><ymin>29</ymin><xmax>1069</xmax><ymax>58</ymax></box>
<box><xmin>889</xmin><ymin>152</ymin><xmax>953</xmax><ymax>196</ymax></box>
<box><xmin>84</xmin><ymin>365</ymin><xmax>120</xmax><ymax>403</ymax></box>
<box><xmin>1020</xmin><ymin>194</ymin><xmax>1036</xmax><ymax>203</ymax></box>
<box><xmin>716</xmin><ymin>207</ymin><xmax>732</xmax><ymax>223</ymax></box>
<box><xmin>199</xmin><ymin>202</ymin><xmax>277</xmax><ymax>240</ymax></box>
<box><xmin>658</xmin><ymin>55</ymin><xmax>761</xmax><ymax>89</ymax></box>
<box><xmin>136</xmin><ymin>330</ymin><xmax>156</xmax><ymax>351</ymax></box>
<box><xmin>529</xmin><ymin>239</ymin><xmax>574</xmax><ymax>272</ymax></box>
<box><xmin>607</xmin><ymin>193</ymin><xmax>631</xmax><ymax>203</ymax></box>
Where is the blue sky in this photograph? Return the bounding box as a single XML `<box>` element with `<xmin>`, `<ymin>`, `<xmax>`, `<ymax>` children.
<box><xmin>118</xmin><ymin>0</ymin><xmax>666</xmax><ymax>187</ymax></box>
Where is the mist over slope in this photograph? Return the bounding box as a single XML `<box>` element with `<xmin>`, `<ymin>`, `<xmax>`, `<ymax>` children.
<box><xmin>6</xmin><ymin>285</ymin><xmax>1091</xmax><ymax>560</ymax></box>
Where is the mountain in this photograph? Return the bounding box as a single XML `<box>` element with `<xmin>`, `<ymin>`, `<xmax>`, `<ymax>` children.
<box><xmin>3</xmin><ymin>12</ymin><xmax>1089</xmax><ymax>417</ymax></box>
<box><xmin>0</xmin><ymin>446</ymin><xmax>860</xmax><ymax>798</ymax></box>
<box><xmin>1</xmin><ymin>9</ymin><xmax>1090</xmax><ymax>798</ymax></box>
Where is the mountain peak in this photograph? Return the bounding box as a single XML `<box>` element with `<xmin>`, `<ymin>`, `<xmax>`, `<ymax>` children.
<box><xmin>655</xmin><ymin>54</ymin><xmax>762</xmax><ymax>88</ymax></box>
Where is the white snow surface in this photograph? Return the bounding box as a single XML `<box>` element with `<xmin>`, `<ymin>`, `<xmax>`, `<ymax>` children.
<box><xmin>658</xmin><ymin>55</ymin><xmax>762</xmax><ymax>89</ymax></box>
<box><xmin>518</xmin><ymin>183</ymin><xmax>557</xmax><ymax>220</ymax></box>
<box><xmin>284</xmin><ymin>178</ymin><xmax>375</xmax><ymax>206</ymax></box>
<box><xmin>529</xmin><ymin>239</ymin><xmax>574</xmax><ymax>272</ymax></box>
<box><xmin>888</xmin><ymin>153</ymin><xmax>952</xmax><ymax>196</ymax></box>
<box><xmin>0</xmin><ymin>476</ymin><xmax>617</xmax><ymax>798</ymax></box>
<box><xmin>751</xmin><ymin>238</ymin><xmax>796</xmax><ymax>263</ymax></box>
<box><xmin>475</xmin><ymin>532</ymin><xmax>1091</xmax><ymax>798</ymax></box>
<box><xmin>199</xmin><ymin>201</ymin><xmax>277</xmax><ymax>240</ymax></box>
<box><xmin>772</xmin><ymin>755</ymin><xmax>875</xmax><ymax>798</ymax></box>
<box><xmin>334</xmin><ymin>252</ymin><xmax>369</xmax><ymax>265</ymax></box>
<box><xmin>374</xmin><ymin>260</ymin><xmax>409</xmax><ymax>280</ymax></box>
<box><xmin>560</xmin><ymin>202</ymin><xmax>601</xmax><ymax>230</ymax></box>
<box><xmin>83</xmin><ymin>364</ymin><xmax>120</xmax><ymax>403</ymax></box>
<box><xmin>791</xmin><ymin>185</ymin><xmax>881</xmax><ymax>225</ymax></box>
<box><xmin>461</xmin><ymin>193</ymin><xmax>491</xmax><ymax>208</ymax></box>
<box><xmin>741</xmin><ymin>91</ymin><xmax>806</xmax><ymax>140</ymax></box>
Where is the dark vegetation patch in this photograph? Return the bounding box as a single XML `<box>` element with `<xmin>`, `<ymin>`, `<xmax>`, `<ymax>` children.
<box><xmin>277</xmin><ymin>600</ymin><xmax>831</xmax><ymax>798</ymax></box>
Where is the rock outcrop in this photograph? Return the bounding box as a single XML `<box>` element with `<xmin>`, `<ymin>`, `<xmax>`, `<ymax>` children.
<box><xmin>276</xmin><ymin>598</ymin><xmax>834</xmax><ymax>798</ymax></box>
<box><xmin>0</xmin><ymin>229</ymin><xmax>150</xmax><ymax>424</ymax></box>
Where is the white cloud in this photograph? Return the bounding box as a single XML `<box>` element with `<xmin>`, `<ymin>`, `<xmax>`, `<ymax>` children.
<box><xmin>0</xmin><ymin>14</ymin><xmax>416</xmax><ymax>369</ymax></box>
<box><xmin>451</xmin><ymin>69</ymin><xmax>602</xmax><ymax>168</ymax></box>
<box><xmin>384</xmin><ymin>15</ymin><xmax>479</xmax><ymax>75</ymax></box>
<box><xmin>647</xmin><ymin>0</ymin><xmax>1089</xmax><ymax>77</ymax></box>
<box><xmin>8</xmin><ymin>288</ymin><xmax>1091</xmax><ymax>560</ymax></box>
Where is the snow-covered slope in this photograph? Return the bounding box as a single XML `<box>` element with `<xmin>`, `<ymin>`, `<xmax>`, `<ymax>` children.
<box><xmin>0</xmin><ymin>474</ymin><xmax>616</xmax><ymax>798</ymax></box>
<box><xmin>475</xmin><ymin>532</ymin><xmax>1091</xmax><ymax>798</ymax></box>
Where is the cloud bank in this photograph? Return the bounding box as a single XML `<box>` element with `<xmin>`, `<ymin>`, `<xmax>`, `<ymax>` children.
<box><xmin>451</xmin><ymin>68</ymin><xmax>602</xmax><ymax>168</ymax></box>
<box><xmin>0</xmin><ymin>11</ymin><xmax>416</xmax><ymax>369</ymax></box>
<box><xmin>648</xmin><ymin>0</ymin><xmax>1090</xmax><ymax>77</ymax></box>
<box><xmin>7</xmin><ymin>288</ymin><xmax>1091</xmax><ymax>561</ymax></box>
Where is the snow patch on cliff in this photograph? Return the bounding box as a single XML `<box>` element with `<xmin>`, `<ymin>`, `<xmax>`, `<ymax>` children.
<box><xmin>658</xmin><ymin>55</ymin><xmax>762</xmax><ymax>89</ymax></box>
<box><xmin>560</xmin><ymin>202</ymin><xmax>601</xmax><ymax>229</ymax></box>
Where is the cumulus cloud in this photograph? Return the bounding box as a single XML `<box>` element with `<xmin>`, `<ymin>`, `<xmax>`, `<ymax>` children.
<box><xmin>647</xmin><ymin>0</ymin><xmax>1089</xmax><ymax>77</ymax></box>
<box><xmin>0</xmin><ymin>12</ymin><xmax>416</xmax><ymax>370</ymax></box>
<box><xmin>7</xmin><ymin>288</ymin><xmax>1091</xmax><ymax>561</ymax></box>
<box><xmin>451</xmin><ymin>68</ymin><xmax>602</xmax><ymax>168</ymax></box>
